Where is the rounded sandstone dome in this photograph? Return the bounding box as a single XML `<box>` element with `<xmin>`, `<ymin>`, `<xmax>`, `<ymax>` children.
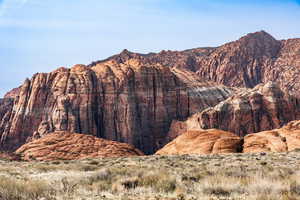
<box><xmin>16</xmin><ymin>131</ymin><xmax>144</xmax><ymax>161</ymax></box>
<box><xmin>155</xmin><ymin>129</ymin><xmax>242</xmax><ymax>155</ymax></box>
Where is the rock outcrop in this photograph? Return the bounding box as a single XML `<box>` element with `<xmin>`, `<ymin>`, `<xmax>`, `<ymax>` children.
<box><xmin>0</xmin><ymin>98</ymin><xmax>14</xmax><ymax>134</ymax></box>
<box><xmin>243</xmin><ymin>120</ymin><xmax>300</xmax><ymax>153</ymax></box>
<box><xmin>16</xmin><ymin>131</ymin><xmax>144</xmax><ymax>161</ymax></box>
<box><xmin>88</xmin><ymin>48</ymin><xmax>215</xmax><ymax>72</ymax></box>
<box><xmin>155</xmin><ymin>129</ymin><xmax>243</xmax><ymax>155</ymax></box>
<box><xmin>176</xmin><ymin>82</ymin><xmax>300</xmax><ymax>137</ymax></box>
<box><xmin>4</xmin><ymin>87</ymin><xmax>21</xmax><ymax>99</ymax></box>
<box><xmin>0</xmin><ymin>59</ymin><xmax>234</xmax><ymax>154</ymax></box>
<box><xmin>157</xmin><ymin>120</ymin><xmax>300</xmax><ymax>155</ymax></box>
<box><xmin>196</xmin><ymin>31</ymin><xmax>300</xmax><ymax>97</ymax></box>
<box><xmin>1</xmin><ymin>31</ymin><xmax>300</xmax><ymax>155</ymax></box>
<box><xmin>0</xmin><ymin>152</ymin><xmax>21</xmax><ymax>161</ymax></box>
<box><xmin>90</xmin><ymin>31</ymin><xmax>300</xmax><ymax>97</ymax></box>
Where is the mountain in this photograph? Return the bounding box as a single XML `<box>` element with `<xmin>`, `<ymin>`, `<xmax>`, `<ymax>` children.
<box><xmin>176</xmin><ymin>82</ymin><xmax>300</xmax><ymax>137</ymax></box>
<box><xmin>1</xmin><ymin>30</ymin><xmax>300</xmax><ymax>156</ymax></box>
<box><xmin>0</xmin><ymin>60</ymin><xmax>233</xmax><ymax>154</ymax></box>
<box><xmin>90</xmin><ymin>31</ymin><xmax>300</xmax><ymax>96</ymax></box>
<box><xmin>196</xmin><ymin>31</ymin><xmax>300</xmax><ymax>97</ymax></box>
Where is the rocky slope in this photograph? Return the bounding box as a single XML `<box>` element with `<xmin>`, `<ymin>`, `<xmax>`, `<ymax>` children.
<box><xmin>196</xmin><ymin>32</ymin><xmax>300</xmax><ymax>97</ymax></box>
<box><xmin>0</xmin><ymin>60</ymin><xmax>234</xmax><ymax>154</ymax></box>
<box><xmin>90</xmin><ymin>31</ymin><xmax>300</xmax><ymax>96</ymax></box>
<box><xmin>1</xmin><ymin>31</ymin><xmax>300</xmax><ymax>155</ymax></box>
<box><xmin>4</xmin><ymin>87</ymin><xmax>20</xmax><ymax>99</ymax></box>
<box><xmin>166</xmin><ymin>82</ymin><xmax>300</xmax><ymax>139</ymax></box>
<box><xmin>16</xmin><ymin>131</ymin><xmax>144</xmax><ymax>161</ymax></box>
<box><xmin>157</xmin><ymin>120</ymin><xmax>300</xmax><ymax>155</ymax></box>
<box><xmin>155</xmin><ymin>129</ymin><xmax>242</xmax><ymax>155</ymax></box>
<box><xmin>192</xmin><ymin>82</ymin><xmax>300</xmax><ymax>136</ymax></box>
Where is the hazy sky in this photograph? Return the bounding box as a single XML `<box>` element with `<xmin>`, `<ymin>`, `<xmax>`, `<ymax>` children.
<box><xmin>0</xmin><ymin>0</ymin><xmax>299</xmax><ymax>97</ymax></box>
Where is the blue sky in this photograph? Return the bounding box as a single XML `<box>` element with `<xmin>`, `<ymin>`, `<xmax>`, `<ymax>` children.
<box><xmin>0</xmin><ymin>0</ymin><xmax>299</xmax><ymax>97</ymax></box>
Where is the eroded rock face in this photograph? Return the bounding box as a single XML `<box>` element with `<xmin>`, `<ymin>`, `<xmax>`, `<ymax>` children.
<box><xmin>16</xmin><ymin>131</ymin><xmax>144</xmax><ymax>161</ymax></box>
<box><xmin>197</xmin><ymin>32</ymin><xmax>300</xmax><ymax>97</ymax></box>
<box><xmin>243</xmin><ymin>120</ymin><xmax>300</xmax><ymax>153</ymax></box>
<box><xmin>183</xmin><ymin>82</ymin><xmax>300</xmax><ymax>137</ymax></box>
<box><xmin>155</xmin><ymin>129</ymin><xmax>243</xmax><ymax>155</ymax></box>
<box><xmin>90</xmin><ymin>31</ymin><xmax>300</xmax><ymax>97</ymax></box>
<box><xmin>4</xmin><ymin>87</ymin><xmax>21</xmax><ymax>99</ymax></box>
<box><xmin>0</xmin><ymin>98</ymin><xmax>14</xmax><ymax>134</ymax></box>
<box><xmin>0</xmin><ymin>60</ymin><xmax>234</xmax><ymax>154</ymax></box>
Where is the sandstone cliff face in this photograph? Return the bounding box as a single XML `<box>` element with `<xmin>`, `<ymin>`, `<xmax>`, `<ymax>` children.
<box><xmin>155</xmin><ymin>129</ymin><xmax>242</xmax><ymax>155</ymax></box>
<box><xmin>0</xmin><ymin>60</ymin><xmax>234</xmax><ymax>154</ymax></box>
<box><xmin>88</xmin><ymin>48</ymin><xmax>214</xmax><ymax>72</ymax></box>
<box><xmin>196</xmin><ymin>31</ymin><xmax>282</xmax><ymax>88</ymax></box>
<box><xmin>16</xmin><ymin>131</ymin><xmax>144</xmax><ymax>161</ymax></box>
<box><xmin>90</xmin><ymin>31</ymin><xmax>300</xmax><ymax>97</ymax></box>
<box><xmin>196</xmin><ymin>31</ymin><xmax>300</xmax><ymax>96</ymax></box>
<box><xmin>0</xmin><ymin>98</ymin><xmax>14</xmax><ymax>135</ymax></box>
<box><xmin>2</xmin><ymin>31</ymin><xmax>300</xmax><ymax>155</ymax></box>
<box><xmin>4</xmin><ymin>87</ymin><xmax>21</xmax><ymax>99</ymax></box>
<box><xmin>174</xmin><ymin>82</ymin><xmax>300</xmax><ymax>138</ymax></box>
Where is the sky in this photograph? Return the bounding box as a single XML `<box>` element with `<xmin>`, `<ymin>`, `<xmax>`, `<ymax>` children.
<box><xmin>0</xmin><ymin>0</ymin><xmax>299</xmax><ymax>97</ymax></box>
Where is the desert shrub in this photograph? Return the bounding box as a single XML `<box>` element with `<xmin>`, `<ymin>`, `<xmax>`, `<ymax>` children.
<box><xmin>88</xmin><ymin>160</ymin><xmax>99</xmax><ymax>165</ymax></box>
<box><xmin>290</xmin><ymin>181</ymin><xmax>300</xmax><ymax>196</ymax></box>
<box><xmin>0</xmin><ymin>176</ymin><xmax>55</xmax><ymax>200</ymax></box>
<box><xmin>142</xmin><ymin>174</ymin><xmax>176</xmax><ymax>192</ymax></box>
<box><xmin>202</xmin><ymin>186</ymin><xmax>231</xmax><ymax>196</ymax></box>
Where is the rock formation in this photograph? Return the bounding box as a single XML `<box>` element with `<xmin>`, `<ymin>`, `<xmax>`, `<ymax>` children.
<box><xmin>155</xmin><ymin>129</ymin><xmax>243</xmax><ymax>155</ymax></box>
<box><xmin>0</xmin><ymin>59</ymin><xmax>234</xmax><ymax>154</ymax></box>
<box><xmin>196</xmin><ymin>31</ymin><xmax>300</xmax><ymax>97</ymax></box>
<box><xmin>243</xmin><ymin>120</ymin><xmax>300</xmax><ymax>153</ymax></box>
<box><xmin>1</xmin><ymin>30</ymin><xmax>300</xmax><ymax>155</ymax></box>
<box><xmin>0</xmin><ymin>98</ymin><xmax>14</xmax><ymax>134</ymax></box>
<box><xmin>157</xmin><ymin>120</ymin><xmax>300</xmax><ymax>155</ymax></box>
<box><xmin>4</xmin><ymin>87</ymin><xmax>21</xmax><ymax>99</ymax></box>
<box><xmin>16</xmin><ymin>131</ymin><xmax>144</xmax><ymax>161</ymax></box>
<box><xmin>0</xmin><ymin>152</ymin><xmax>21</xmax><ymax>161</ymax></box>
<box><xmin>170</xmin><ymin>82</ymin><xmax>300</xmax><ymax>138</ymax></box>
<box><xmin>90</xmin><ymin>31</ymin><xmax>300</xmax><ymax>97</ymax></box>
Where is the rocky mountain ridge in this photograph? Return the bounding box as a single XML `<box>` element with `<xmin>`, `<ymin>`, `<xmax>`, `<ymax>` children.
<box><xmin>89</xmin><ymin>31</ymin><xmax>300</xmax><ymax>96</ymax></box>
<box><xmin>1</xmin><ymin>30</ymin><xmax>300</xmax><ymax>157</ymax></box>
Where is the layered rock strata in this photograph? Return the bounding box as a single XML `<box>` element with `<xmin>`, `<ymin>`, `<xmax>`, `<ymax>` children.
<box><xmin>169</xmin><ymin>82</ymin><xmax>300</xmax><ymax>138</ymax></box>
<box><xmin>16</xmin><ymin>131</ymin><xmax>144</xmax><ymax>161</ymax></box>
<box><xmin>0</xmin><ymin>60</ymin><xmax>234</xmax><ymax>154</ymax></box>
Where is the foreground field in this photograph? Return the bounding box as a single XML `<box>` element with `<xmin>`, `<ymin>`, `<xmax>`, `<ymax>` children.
<box><xmin>1</xmin><ymin>151</ymin><xmax>300</xmax><ymax>200</ymax></box>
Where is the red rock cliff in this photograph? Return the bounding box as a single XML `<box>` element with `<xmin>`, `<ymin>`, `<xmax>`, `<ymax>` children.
<box><xmin>0</xmin><ymin>59</ymin><xmax>234</xmax><ymax>154</ymax></box>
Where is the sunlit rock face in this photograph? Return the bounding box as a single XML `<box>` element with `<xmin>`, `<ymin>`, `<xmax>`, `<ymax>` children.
<box><xmin>156</xmin><ymin>129</ymin><xmax>243</xmax><ymax>155</ymax></box>
<box><xmin>16</xmin><ymin>131</ymin><xmax>144</xmax><ymax>161</ymax></box>
<box><xmin>243</xmin><ymin>120</ymin><xmax>300</xmax><ymax>153</ymax></box>
<box><xmin>2</xmin><ymin>31</ymin><xmax>300</xmax><ymax>155</ymax></box>
<box><xmin>0</xmin><ymin>59</ymin><xmax>234</xmax><ymax>154</ymax></box>
<box><xmin>167</xmin><ymin>82</ymin><xmax>300</xmax><ymax>139</ymax></box>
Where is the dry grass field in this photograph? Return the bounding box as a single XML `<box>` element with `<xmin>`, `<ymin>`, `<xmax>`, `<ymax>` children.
<box><xmin>1</xmin><ymin>151</ymin><xmax>300</xmax><ymax>200</ymax></box>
